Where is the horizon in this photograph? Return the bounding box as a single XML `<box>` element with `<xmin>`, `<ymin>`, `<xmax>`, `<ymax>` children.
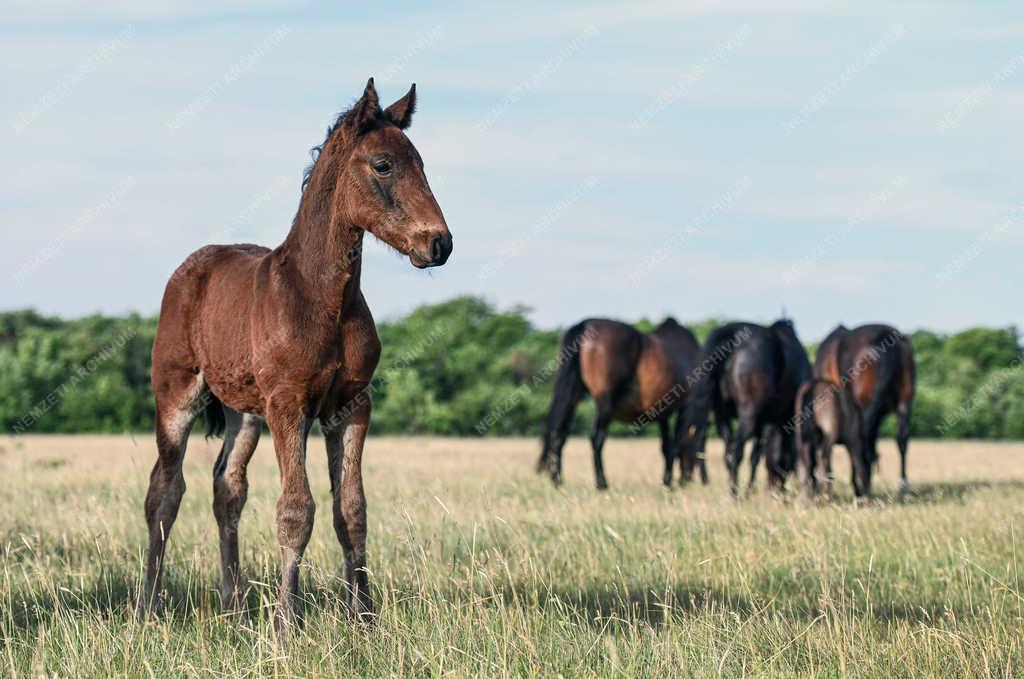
<box><xmin>3</xmin><ymin>2</ymin><xmax>1021</xmax><ymax>341</ymax></box>
<box><xmin>2</xmin><ymin>295</ymin><xmax>1016</xmax><ymax>347</ymax></box>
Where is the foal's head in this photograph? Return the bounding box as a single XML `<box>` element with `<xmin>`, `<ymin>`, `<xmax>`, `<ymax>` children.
<box><xmin>314</xmin><ymin>78</ymin><xmax>452</xmax><ymax>268</ymax></box>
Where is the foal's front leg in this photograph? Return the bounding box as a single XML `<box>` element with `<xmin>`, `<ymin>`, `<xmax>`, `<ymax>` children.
<box><xmin>322</xmin><ymin>389</ymin><xmax>374</xmax><ymax>621</ymax></box>
<box><xmin>266</xmin><ymin>396</ymin><xmax>316</xmax><ymax>642</ymax></box>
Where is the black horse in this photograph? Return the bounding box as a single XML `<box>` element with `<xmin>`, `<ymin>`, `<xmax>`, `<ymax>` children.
<box><xmin>683</xmin><ymin>320</ymin><xmax>812</xmax><ymax>497</ymax></box>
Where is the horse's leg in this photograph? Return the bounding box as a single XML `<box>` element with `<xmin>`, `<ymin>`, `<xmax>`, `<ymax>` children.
<box><xmin>590</xmin><ymin>397</ymin><xmax>612</xmax><ymax>490</ymax></box>
<box><xmin>796</xmin><ymin>431</ymin><xmax>814</xmax><ymax>499</ymax></box>
<box><xmin>896</xmin><ymin>400</ymin><xmax>911</xmax><ymax>501</ymax></box>
<box><xmin>851</xmin><ymin>443</ymin><xmax>872</xmax><ymax>500</ymax></box>
<box><xmin>547</xmin><ymin>397</ymin><xmax>578</xmax><ymax>486</ymax></box>
<box><xmin>842</xmin><ymin>407</ymin><xmax>870</xmax><ymax>499</ymax></box>
<box><xmin>322</xmin><ymin>392</ymin><xmax>374</xmax><ymax>621</ymax></box>
<box><xmin>266</xmin><ymin>396</ymin><xmax>315</xmax><ymax>642</ymax></box>
<box><xmin>141</xmin><ymin>368</ymin><xmax>204</xmax><ymax>615</ymax></box>
<box><xmin>659</xmin><ymin>417</ymin><xmax>674</xmax><ymax>488</ymax></box>
<box><xmin>816</xmin><ymin>441</ymin><xmax>834</xmax><ymax>502</ymax></box>
<box><xmin>768</xmin><ymin>430</ymin><xmax>795</xmax><ymax>492</ymax></box>
<box><xmin>747</xmin><ymin>427</ymin><xmax>765</xmax><ymax>495</ymax></box>
<box><xmin>212</xmin><ymin>407</ymin><xmax>261</xmax><ymax>613</ymax></box>
<box><xmin>713</xmin><ymin>410</ymin><xmax>732</xmax><ymax>487</ymax></box>
<box><xmin>697</xmin><ymin>428</ymin><xmax>709</xmax><ymax>485</ymax></box>
<box><xmin>862</xmin><ymin>407</ymin><xmax>883</xmax><ymax>468</ymax></box>
<box><xmin>727</xmin><ymin>412</ymin><xmax>754</xmax><ymax>499</ymax></box>
<box><xmin>673</xmin><ymin>414</ymin><xmax>694</xmax><ymax>484</ymax></box>
<box><xmin>535</xmin><ymin>444</ymin><xmax>550</xmax><ymax>474</ymax></box>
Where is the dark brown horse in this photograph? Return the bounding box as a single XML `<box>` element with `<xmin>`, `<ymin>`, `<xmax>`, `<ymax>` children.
<box><xmin>814</xmin><ymin>324</ymin><xmax>915</xmax><ymax>499</ymax></box>
<box><xmin>684</xmin><ymin>320</ymin><xmax>812</xmax><ymax>497</ymax></box>
<box><xmin>141</xmin><ymin>79</ymin><xmax>452</xmax><ymax>639</ymax></box>
<box><xmin>794</xmin><ymin>378</ymin><xmax>868</xmax><ymax>500</ymax></box>
<box><xmin>538</xmin><ymin>318</ymin><xmax>703</xmax><ymax>489</ymax></box>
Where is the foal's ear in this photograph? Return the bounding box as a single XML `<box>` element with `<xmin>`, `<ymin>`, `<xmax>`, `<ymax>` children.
<box><xmin>346</xmin><ymin>77</ymin><xmax>381</xmax><ymax>132</ymax></box>
<box><xmin>384</xmin><ymin>83</ymin><xmax>416</xmax><ymax>130</ymax></box>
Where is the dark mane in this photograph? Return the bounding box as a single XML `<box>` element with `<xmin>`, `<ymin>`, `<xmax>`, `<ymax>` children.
<box><xmin>301</xmin><ymin>101</ymin><xmax>410</xmax><ymax>193</ymax></box>
<box><xmin>302</xmin><ymin>109</ymin><xmax>349</xmax><ymax>193</ymax></box>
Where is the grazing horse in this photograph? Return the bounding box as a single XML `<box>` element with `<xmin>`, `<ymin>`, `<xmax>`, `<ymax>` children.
<box><xmin>538</xmin><ymin>318</ymin><xmax>703</xmax><ymax>489</ymax></box>
<box><xmin>684</xmin><ymin>320</ymin><xmax>811</xmax><ymax>497</ymax></box>
<box><xmin>794</xmin><ymin>378</ymin><xmax>869</xmax><ymax>500</ymax></box>
<box><xmin>814</xmin><ymin>324</ymin><xmax>916</xmax><ymax>498</ymax></box>
<box><xmin>141</xmin><ymin>79</ymin><xmax>452</xmax><ymax>639</ymax></box>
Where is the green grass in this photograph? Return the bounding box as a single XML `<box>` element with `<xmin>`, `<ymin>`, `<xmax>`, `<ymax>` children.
<box><xmin>2</xmin><ymin>435</ymin><xmax>1022</xmax><ymax>677</ymax></box>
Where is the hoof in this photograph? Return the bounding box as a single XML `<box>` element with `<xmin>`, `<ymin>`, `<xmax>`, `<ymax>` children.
<box><xmin>220</xmin><ymin>601</ymin><xmax>250</xmax><ymax>623</ymax></box>
<box><xmin>273</xmin><ymin>609</ymin><xmax>298</xmax><ymax>646</ymax></box>
<box><xmin>595</xmin><ymin>479</ymin><xmax>609</xmax><ymax>491</ymax></box>
<box><xmin>135</xmin><ymin>592</ymin><xmax>163</xmax><ymax>621</ymax></box>
<box><xmin>348</xmin><ymin>590</ymin><xmax>375</xmax><ymax>624</ymax></box>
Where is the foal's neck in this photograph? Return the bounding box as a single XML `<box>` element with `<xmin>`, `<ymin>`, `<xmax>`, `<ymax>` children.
<box><xmin>278</xmin><ymin>140</ymin><xmax>363</xmax><ymax>315</ymax></box>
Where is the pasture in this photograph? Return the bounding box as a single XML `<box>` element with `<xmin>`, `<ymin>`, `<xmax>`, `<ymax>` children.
<box><xmin>2</xmin><ymin>434</ymin><xmax>1022</xmax><ymax>677</ymax></box>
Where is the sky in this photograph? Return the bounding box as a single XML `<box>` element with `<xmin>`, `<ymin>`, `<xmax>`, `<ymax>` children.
<box><xmin>1</xmin><ymin>1</ymin><xmax>1021</xmax><ymax>342</ymax></box>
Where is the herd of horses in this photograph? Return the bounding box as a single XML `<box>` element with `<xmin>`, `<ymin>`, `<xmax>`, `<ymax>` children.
<box><xmin>536</xmin><ymin>318</ymin><xmax>916</xmax><ymax>502</ymax></box>
<box><xmin>136</xmin><ymin>80</ymin><xmax>916</xmax><ymax>638</ymax></box>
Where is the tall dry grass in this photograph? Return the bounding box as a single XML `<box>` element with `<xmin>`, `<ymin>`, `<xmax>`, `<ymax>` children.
<box><xmin>1</xmin><ymin>434</ymin><xmax>1022</xmax><ymax>677</ymax></box>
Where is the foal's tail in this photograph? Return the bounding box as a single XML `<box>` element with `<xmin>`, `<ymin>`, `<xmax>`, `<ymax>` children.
<box><xmin>203</xmin><ymin>391</ymin><xmax>226</xmax><ymax>439</ymax></box>
<box><xmin>861</xmin><ymin>329</ymin><xmax>901</xmax><ymax>462</ymax></box>
<box><xmin>538</xmin><ymin>321</ymin><xmax>588</xmax><ymax>469</ymax></box>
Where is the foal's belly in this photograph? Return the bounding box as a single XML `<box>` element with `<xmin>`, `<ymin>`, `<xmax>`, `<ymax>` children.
<box><xmin>204</xmin><ymin>363</ymin><xmax>265</xmax><ymax>416</ymax></box>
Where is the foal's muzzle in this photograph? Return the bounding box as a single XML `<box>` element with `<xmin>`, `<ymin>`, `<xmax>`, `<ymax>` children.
<box><xmin>412</xmin><ymin>231</ymin><xmax>453</xmax><ymax>268</ymax></box>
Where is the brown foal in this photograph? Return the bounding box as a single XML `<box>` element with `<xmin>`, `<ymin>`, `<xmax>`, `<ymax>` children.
<box><xmin>141</xmin><ymin>79</ymin><xmax>452</xmax><ymax>639</ymax></box>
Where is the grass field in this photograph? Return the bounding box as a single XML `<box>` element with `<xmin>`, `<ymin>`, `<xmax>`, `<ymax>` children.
<box><xmin>1</xmin><ymin>434</ymin><xmax>1022</xmax><ymax>677</ymax></box>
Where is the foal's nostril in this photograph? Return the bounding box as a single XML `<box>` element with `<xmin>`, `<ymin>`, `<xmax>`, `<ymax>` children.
<box><xmin>428</xmin><ymin>233</ymin><xmax>452</xmax><ymax>264</ymax></box>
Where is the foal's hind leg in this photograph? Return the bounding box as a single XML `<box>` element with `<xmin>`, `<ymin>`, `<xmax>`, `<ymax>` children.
<box><xmin>212</xmin><ymin>407</ymin><xmax>261</xmax><ymax>613</ymax></box>
<box><xmin>141</xmin><ymin>369</ymin><xmax>205</xmax><ymax>614</ymax></box>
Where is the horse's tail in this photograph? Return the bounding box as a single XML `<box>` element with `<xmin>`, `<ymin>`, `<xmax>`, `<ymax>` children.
<box><xmin>797</xmin><ymin>382</ymin><xmax>818</xmax><ymax>454</ymax></box>
<box><xmin>203</xmin><ymin>391</ymin><xmax>226</xmax><ymax>439</ymax></box>
<box><xmin>684</xmin><ymin>325</ymin><xmax>742</xmax><ymax>442</ymax></box>
<box><xmin>861</xmin><ymin>329</ymin><xmax>901</xmax><ymax>462</ymax></box>
<box><xmin>539</xmin><ymin>321</ymin><xmax>588</xmax><ymax>467</ymax></box>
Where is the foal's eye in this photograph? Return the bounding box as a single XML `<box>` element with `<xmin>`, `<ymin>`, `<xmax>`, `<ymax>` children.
<box><xmin>372</xmin><ymin>159</ymin><xmax>392</xmax><ymax>176</ymax></box>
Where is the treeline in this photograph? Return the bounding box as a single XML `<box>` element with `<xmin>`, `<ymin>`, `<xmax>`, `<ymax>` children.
<box><xmin>1</xmin><ymin>297</ymin><xmax>1022</xmax><ymax>438</ymax></box>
